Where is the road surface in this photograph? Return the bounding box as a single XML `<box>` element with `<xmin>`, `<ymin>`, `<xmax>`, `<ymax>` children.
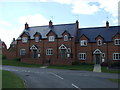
<box><xmin>1</xmin><ymin>65</ymin><xmax>119</xmax><ymax>89</ymax></box>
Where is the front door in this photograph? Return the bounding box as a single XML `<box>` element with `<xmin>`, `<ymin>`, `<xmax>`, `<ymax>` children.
<box><xmin>96</xmin><ymin>54</ymin><xmax>100</xmax><ymax>64</ymax></box>
<box><xmin>61</xmin><ymin>49</ymin><xmax>66</xmax><ymax>59</ymax></box>
<box><xmin>33</xmin><ymin>50</ymin><xmax>37</xmax><ymax>58</ymax></box>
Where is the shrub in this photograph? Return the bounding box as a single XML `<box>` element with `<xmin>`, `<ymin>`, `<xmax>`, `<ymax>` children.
<box><xmin>110</xmin><ymin>62</ymin><xmax>120</xmax><ymax>67</ymax></box>
<box><xmin>2</xmin><ymin>55</ymin><xmax>6</xmax><ymax>59</ymax></box>
<box><xmin>72</xmin><ymin>61</ymin><xmax>81</xmax><ymax>65</ymax></box>
<box><xmin>15</xmin><ymin>58</ymin><xmax>21</xmax><ymax>61</ymax></box>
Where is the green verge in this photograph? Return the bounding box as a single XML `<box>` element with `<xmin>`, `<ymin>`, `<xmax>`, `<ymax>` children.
<box><xmin>101</xmin><ymin>67</ymin><xmax>120</xmax><ymax>73</ymax></box>
<box><xmin>48</xmin><ymin>65</ymin><xmax>94</xmax><ymax>71</ymax></box>
<box><xmin>108</xmin><ymin>79</ymin><xmax>120</xmax><ymax>83</ymax></box>
<box><xmin>2</xmin><ymin>70</ymin><xmax>25</xmax><ymax>88</ymax></box>
<box><xmin>2</xmin><ymin>59</ymin><xmax>42</xmax><ymax>67</ymax></box>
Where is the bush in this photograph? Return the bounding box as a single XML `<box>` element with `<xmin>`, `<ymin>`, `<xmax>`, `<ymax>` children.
<box><xmin>101</xmin><ymin>62</ymin><xmax>109</xmax><ymax>67</ymax></box>
<box><xmin>72</xmin><ymin>61</ymin><xmax>81</xmax><ymax>65</ymax></box>
<box><xmin>15</xmin><ymin>58</ymin><xmax>21</xmax><ymax>61</ymax></box>
<box><xmin>2</xmin><ymin>55</ymin><xmax>6</xmax><ymax>59</ymax></box>
<box><xmin>110</xmin><ymin>62</ymin><xmax>120</xmax><ymax>67</ymax></box>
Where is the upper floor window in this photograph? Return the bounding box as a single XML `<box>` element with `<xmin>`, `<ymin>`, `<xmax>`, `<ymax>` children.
<box><xmin>46</xmin><ymin>49</ymin><xmax>53</xmax><ymax>55</ymax></box>
<box><xmin>49</xmin><ymin>36</ymin><xmax>54</xmax><ymax>42</ymax></box>
<box><xmin>78</xmin><ymin>53</ymin><xmax>86</xmax><ymax>60</ymax></box>
<box><xmin>113</xmin><ymin>53</ymin><xmax>120</xmax><ymax>60</ymax></box>
<box><xmin>22</xmin><ymin>37</ymin><xmax>27</xmax><ymax>43</ymax></box>
<box><xmin>64</xmin><ymin>35</ymin><xmax>68</xmax><ymax>41</ymax></box>
<box><xmin>20</xmin><ymin>49</ymin><xmax>26</xmax><ymax>56</ymax></box>
<box><xmin>98</xmin><ymin>39</ymin><xmax>102</xmax><ymax>46</ymax></box>
<box><xmin>114</xmin><ymin>39</ymin><xmax>120</xmax><ymax>45</ymax></box>
<box><xmin>35</xmin><ymin>37</ymin><xmax>39</xmax><ymax>42</ymax></box>
<box><xmin>80</xmin><ymin>40</ymin><xmax>87</xmax><ymax>46</ymax></box>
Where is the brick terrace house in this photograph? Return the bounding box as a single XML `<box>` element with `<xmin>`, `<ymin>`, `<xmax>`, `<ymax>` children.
<box><xmin>0</xmin><ymin>39</ymin><xmax>7</xmax><ymax>56</ymax></box>
<box><xmin>5</xmin><ymin>20</ymin><xmax>120</xmax><ymax>65</ymax></box>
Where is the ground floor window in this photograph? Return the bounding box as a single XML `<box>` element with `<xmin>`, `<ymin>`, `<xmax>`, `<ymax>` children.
<box><xmin>46</xmin><ymin>49</ymin><xmax>53</xmax><ymax>55</ymax></box>
<box><xmin>78</xmin><ymin>53</ymin><xmax>86</xmax><ymax>60</ymax></box>
<box><xmin>113</xmin><ymin>53</ymin><xmax>120</xmax><ymax>60</ymax></box>
<box><xmin>20</xmin><ymin>49</ymin><xmax>26</xmax><ymax>56</ymax></box>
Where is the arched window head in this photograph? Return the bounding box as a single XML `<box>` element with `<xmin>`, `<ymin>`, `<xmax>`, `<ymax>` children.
<box><xmin>97</xmin><ymin>39</ymin><xmax>102</xmax><ymax>46</ymax></box>
<box><xmin>64</xmin><ymin>35</ymin><xmax>68</xmax><ymax>41</ymax></box>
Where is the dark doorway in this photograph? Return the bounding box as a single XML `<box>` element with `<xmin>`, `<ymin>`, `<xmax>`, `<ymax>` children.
<box><xmin>96</xmin><ymin>54</ymin><xmax>100</xmax><ymax>64</ymax></box>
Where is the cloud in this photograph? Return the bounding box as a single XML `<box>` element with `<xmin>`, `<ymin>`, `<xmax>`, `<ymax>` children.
<box><xmin>0</xmin><ymin>14</ymin><xmax>49</xmax><ymax>48</ymax></box>
<box><xmin>71</xmin><ymin>0</ymin><xmax>99</xmax><ymax>15</ymax></box>
<box><xmin>0</xmin><ymin>20</ymin><xmax>12</xmax><ymax>27</ymax></box>
<box><xmin>19</xmin><ymin>14</ymin><xmax>48</xmax><ymax>26</ymax></box>
<box><xmin>0</xmin><ymin>27</ymin><xmax>23</xmax><ymax>48</ymax></box>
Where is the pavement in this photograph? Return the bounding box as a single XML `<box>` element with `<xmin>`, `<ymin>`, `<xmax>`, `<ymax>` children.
<box><xmin>1</xmin><ymin>65</ymin><xmax>120</xmax><ymax>89</ymax></box>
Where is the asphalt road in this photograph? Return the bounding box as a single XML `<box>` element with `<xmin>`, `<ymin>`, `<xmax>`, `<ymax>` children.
<box><xmin>1</xmin><ymin>65</ymin><xmax>120</xmax><ymax>89</ymax></box>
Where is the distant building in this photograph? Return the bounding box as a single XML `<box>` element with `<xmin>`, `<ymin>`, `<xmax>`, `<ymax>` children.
<box><xmin>0</xmin><ymin>39</ymin><xmax>7</xmax><ymax>56</ymax></box>
<box><xmin>5</xmin><ymin>20</ymin><xmax>120</xmax><ymax>65</ymax></box>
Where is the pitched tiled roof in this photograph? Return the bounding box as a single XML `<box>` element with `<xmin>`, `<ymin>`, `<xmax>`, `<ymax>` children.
<box><xmin>18</xmin><ymin>23</ymin><xmax>77</xmax><ymax>39</ymax></box>
<box><xmin>76</xmin><ymin>26</ymin><xmax>120</xmax><ymax>42</ymax></box>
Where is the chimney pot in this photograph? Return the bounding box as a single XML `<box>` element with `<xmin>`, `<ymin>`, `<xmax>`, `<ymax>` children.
<box><xmin>25</xmin><ymin>22</ymin><xmax>29</xmax><ymax>29</ymax></box>
<box><xmin>106</xmin><ymin>21</ymin><xmax>109</xmax><ymax>28</ymax></box>
<box><xmin>49</xmin><ymin>20</ymin><xmax>53</xmax><ymax>27</ymax></box>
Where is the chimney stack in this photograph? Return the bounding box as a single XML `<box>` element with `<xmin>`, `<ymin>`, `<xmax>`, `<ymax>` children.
<box><xmin>49</xmin><ymin>20</ymin><xmax>53</xmax><ymax>27</ymax></box>
<box><xmin>106</xmin><ymin>21</ymin><xmax>109</xmax><ymax>28</ymax></box>
<box><xmin>25</xmin><ymin>22</ymin><xmax>29</xmax><ymax>29</ymax></box>
<box><xmin>76</xmin><ymin>20</ymin><xmax>79</xmax><ymax>30</ymax></box>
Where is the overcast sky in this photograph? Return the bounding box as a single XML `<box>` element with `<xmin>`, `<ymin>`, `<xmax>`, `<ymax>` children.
<box><xmin>0</xmin><ymin>0</ymin><xmax>119</xmax><ymax>48</ymax></box>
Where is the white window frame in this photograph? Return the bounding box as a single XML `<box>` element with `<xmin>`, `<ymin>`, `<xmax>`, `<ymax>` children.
<box><xmin>20</xmin><ymin>49</ymin><xmax>26</xmax><ymax>56</ymax></box>
<box><xmin>80</xmin><ymin>40</ymin><xmax>87</xmax><ymax>46</ymax></box>
<box><xmin>98</xmin><ymin>39</ymin><xmax>102</xmax><ymax>46</ymax></box>
<box><xmin>113</xmin><ymin>53</ymin><xmax>120</xmax><ymax>60</ymax></box>
<box><xmin>22</xmin><ymin>37</ymin><xmax>27</xmax><ymax>43</ymax></box>
<box><xmin>78</xmin><ymin>53</ymin><xmax>86</xmax><ymax>60</ymax></box>
<box><xmin>35</xmin><ymin>37</ymin><xmax>39</xmax><ymax>42</ymax></box>
<box><xmin>64</xmin><ymin>35</ymin><xmax>68</xmax><ymax>41</ymax></box>
<box><xmin>46</xmin><ymin>49</ymin><xmax>53</xmax><ymax>55</ymax></box>
<box><xmin>49</xmin><ymin>36</ymin><xmax>55</xmax><ymax>42</ymax></box>
<box><xmin>67</xmin><ymin>48</ymin><xmax>71</xmax><ymax>53</ymax></box>
<box><xmin>114</xmin><ymin>39</ymin><xmax>120</xmax><ymax>45</ymax></box>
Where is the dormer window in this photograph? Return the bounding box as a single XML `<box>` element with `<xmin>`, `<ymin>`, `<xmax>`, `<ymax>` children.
<box><xmin>114</xmin><ymin>39</ymin><xmax>120</xmax><ymax>45</ymax></box>
<box><xmin>49</xmin><ymin>36</ymin><xmax>54</xmax><ymax>42</ymax></box>
<box><xmin>35</xmin><ymin>37</ymin><xmax>39</xmax><ymax>42</ymax></box>
<box><xmin>64</xmin><ymin>35</ymin><xmax>68</xmax><ymax>41</ymax></box>
<box><xmin>98</xmin><ymin>39</ymin><xmax>102</xmax><ymax>46</ymax></box>
<box><xmin>22</xmin><ymin>37</ymin><xmax>27</xmax><ymax>43</ymax></box>
<box><xmin>80</xmin><ymin>40</ymin><xmax>87</xmax><ymax>46</ymax></box>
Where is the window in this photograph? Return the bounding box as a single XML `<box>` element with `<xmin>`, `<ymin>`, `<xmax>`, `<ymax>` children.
<box><xmin>114</xmin><ymin>39</ymin><xmax>120</xmax><ymax>45</ymax></box>
<box><xmin>20</xmin><ymin>49</ymin><xmax>26</xmax><ymax>56</ymax></box>
<box><xmin>49</xmin><ymin>36</ymin><xmax>55</xmax><ymax>42</ymax></box>
<box><xmin>64</xmin><ymin>35</ymin><xmax>68</xmax><ymax>41</ymax></box>
<box><xmin>22</xmin><ymin>37</ymin><xmax>27</xmax><ymax>43</ymax></box>
<box><xmin>35</xmin><ymin>37</ymin><xmax>39</xmax><ymax>42</ymax></box>
<box><xmin>46</xmin><ymin>49</ymin><xmax>53</xmax><ymax>55</ymax></box>
<box><xmin>98</xmin><ymin>39</ymin><xmax>102</xmax><ymax>46</ymax></box>
<box><xmin>78</xmin><ymin>53</ymin><xmax>86</xmax><ymax>60</ymax></box>
<box><xmin>80</xmin><ymin>40</ymin><xmax>87</xmax><ymax>46</ymax></box>
<box><xmin>113</xmin><ymin>53</ymin><xmax>120</xmax><ymax>60</ymax></box>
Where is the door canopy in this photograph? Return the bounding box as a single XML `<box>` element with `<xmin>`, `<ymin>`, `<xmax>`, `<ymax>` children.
<box><xmin>59</xmin><ymin>44</ymin><xmax>67</xmax><ymax>49</ymax></box>
<box><xmin>30</xmin><ymin>45</ymin><xmax>38</xmax><ymax>50</ymax></box>
<box><xmin>93</xmin><ymin>49</ymin><xmax>102</xmax><ymax>54</ymax></box>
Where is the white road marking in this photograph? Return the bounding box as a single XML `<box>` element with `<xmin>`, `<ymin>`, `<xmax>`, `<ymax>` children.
<box><xmin>50</xmin><ymin>72</ymin><xmax>64</xmax><ymax>80</ymax></box>
<box><xmin>72</xmin><ymin>83</ymin><xmax>82</xmax><ymax>90</ymax></box>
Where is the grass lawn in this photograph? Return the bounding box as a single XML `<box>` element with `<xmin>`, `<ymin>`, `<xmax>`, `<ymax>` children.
<box><xmin>48</xmin><ymin>65</ymin><xmax>94</xmax><ymax>71</ymax></box>
<box><xmin>2</xmin><ymin>70</ymin><xmax>25</xmax><ymax>88</ymax></box>
<box><xmin>101</xmin><ymin>67</ymin><xmax>120</xmax><ymax>73</ymax></box>
<box><xmin>108</xmin><ymin>78</ymin><xmax>120</xmax><ymax>83</ymax></box>
<box><xmin>2</xmin><ymin>59</ymin><xmax>42</xmax><ymax>68</ymax></box>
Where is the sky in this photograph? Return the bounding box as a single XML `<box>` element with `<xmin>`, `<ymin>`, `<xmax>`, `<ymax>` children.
<box><xmin>0</xmin><ymin>0</ymin><xmax>119</xmax><ymax>48</ymax></box>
